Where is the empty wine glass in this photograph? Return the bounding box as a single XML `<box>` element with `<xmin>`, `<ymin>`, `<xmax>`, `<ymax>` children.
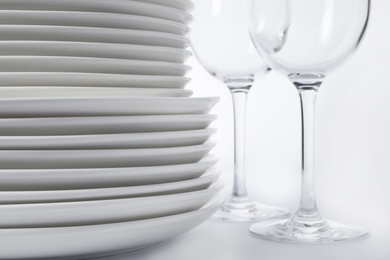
<box><xmin>190</xmin><ymin>0</ymin><xmax>289</xmax><ymax>221</ymax></box>
<box><xmin>247</xmin><ymin>0</ymin><xmax>370</xmax><ymax>242</ymax></box>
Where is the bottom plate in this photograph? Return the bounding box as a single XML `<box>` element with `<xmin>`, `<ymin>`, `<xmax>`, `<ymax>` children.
<box><xmin>0</xmin><ymin>196</ymin><xmax>223</xmax><ymax>259</ymax></box>
<box><xmin>0</xmin><ymin>180</ymin><xmax>223</xmax><ymax>228</ymax></box>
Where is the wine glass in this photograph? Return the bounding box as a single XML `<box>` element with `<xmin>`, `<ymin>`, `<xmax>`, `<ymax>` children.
<box><xmin>246</xmin><ymin>0</ymin><xmax>370</xmax><ymax>242</ymax></box>
<box><xmin>190</xmin><ymin>0</ymin><xmax>289</xmax><ymax>221</ymax></box>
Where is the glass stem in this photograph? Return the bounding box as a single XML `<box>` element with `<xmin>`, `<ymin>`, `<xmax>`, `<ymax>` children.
<box><xmin>228</xmin><ymin>86</ymin><xmax>251</xmax><ymax>204</ymax></box>
<box><xmin>294</xmin><ymin>85</ymin><xmax>321</xmax><ymax>221</ymax></box>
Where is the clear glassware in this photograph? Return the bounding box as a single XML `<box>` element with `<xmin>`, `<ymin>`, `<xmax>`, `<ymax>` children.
<box><xmin>190</xmin><ymin>0</ymin><xmax>289</xmax><ymax>222</ymax></box>
<box><xmin>247</xmin><ymin>0</ymin><xmax>370</xmax><ymax>242</ymax></box>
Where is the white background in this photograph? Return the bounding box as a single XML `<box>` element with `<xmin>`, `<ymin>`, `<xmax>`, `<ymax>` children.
<box><xmin>102</xmin><ymin>0</ymin><xmax>390</xmax><ymax>259</ymax></box>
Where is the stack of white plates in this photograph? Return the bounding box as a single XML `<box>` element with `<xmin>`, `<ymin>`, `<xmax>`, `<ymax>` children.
<box><xmin>0</xmin><ymin>0</ymin><xmax>223</xmax><ymax>259</ymax></box>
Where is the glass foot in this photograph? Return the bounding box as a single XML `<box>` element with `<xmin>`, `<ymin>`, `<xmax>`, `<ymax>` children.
<box><xmin>250</xmin><ymin>218</ymin><xmax>369</xmax><ymax>243</ymax></box>
<box><xmin>211</xmin><ymin>200</ymin><xmax>289</xmax><ymax>222</ymax></box>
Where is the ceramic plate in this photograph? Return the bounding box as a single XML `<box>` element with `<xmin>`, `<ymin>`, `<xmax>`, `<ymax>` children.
<box><xmin>0</xmin><ymin>97</ymin><xmax>219</xmax><ymax>117</ymax></box>
<box><xmin>0</xmin><ymin>11</ymin><xmax>189</xmax><ymax>35</ymax></box>
<box><xmin>0</xmin><ymin>180</ymin><xmax>223</xmax><ymax>228</ymax></box>
<box><xmin>0</xmin><ymin>196</ymin><xmax>222</xmax><ymax>259</ymax></box>
<box><xmin>0</xmin><ymin>0</ymin><xmax>193</xmax><ymax>24</ymax></box>
<box><xmin>0</xmin><ymin>25</ymin><xmax>189</xmax><ymax>48</ymax></box>
<box><xmin>0</xmin><ymin>57</ymin><xmax>190</xmax><ymax>76</ymax></box>
<box><xmin>0</xmin><ymin>73</ymin><xmax>190</xmax><ymax>88</ymax></box>
<box><xmin>0</xmin><ymin>168</ymin><xmax>219</xmax><ymax>204</ymax></box>
<box><xmin>0</xmin><ymin>87</ymin><xmax>192</xmax><ymax>99</ymax></box>
<box><xmin>136</xmin><ymin>0</ymin><xmax>194</xmax><ymax>11</ymax></box>
<box><xmin>0</xmin><ymin>142</ymin><xmax>216</xmax><ymax>169</ymax></box>
<box><xmin>0</xmin><ymin>154</ymin><xmax>218</xmax><ymax>190</ymax></box>
<box><xmin>0</xmin><ymin>128</ymin><xmax>215</xmax><ymax>150</ymax></box>
<box><xmin>0</xmin><ymin>41</ymin><xmax>191</xmax><ymax>63</ymax></box>
<box><xmin>0</xmin><ymin>114</ymin><xmax>217</xmax><ymax>136</ymax></box>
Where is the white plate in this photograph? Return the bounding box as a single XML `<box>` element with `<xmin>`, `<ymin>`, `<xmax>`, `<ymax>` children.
<box><xmin>0</xmin><ymin>142</ymin><xmax>216</xmax><ymax>169</ymax></box>
<box><xmin>0</xmin><ymin>73</ymin><xmax>190</xmax><ymax>88</ymax></box>
<box><xmin>0</xmin><ymin>196</ymin><xmax>222</xmax><ymax>259</ymax></box>
<box><xmin>0</xmin><ymin>97</ymin><xmax>219</xmax><ymax>117</ymax></box>
<box><xmin>135</xmin><ymin>0</ymin><xmax>194</xmax><ymax>11</ymax></box>
<box><xmin>0</xmin><ymin>154</ymin><xmax>218</xmax><ymax>190</ymax></box>
<box><xmin>0</xmin><ymin>25</ymin><xmax>189</xmax><ymax>48</ymax></box>
<box><xmin>0</xmin><ymin>128</ymin><xmax>215</xmax><ymax>150</ymax></box>
<box><xmin>0</xmin><ymin>0</ymin><xmax>193</xmax><ymax>24</ymax></box>
<box><xmin>0</xmin><ymin>87</ymin><xmax>193</xmax><ymax>99</ymax></box>
<box><xmin>0</xmin><ymin>180</ymin><xmax>223</xmax><ymax>228</ymax></box>
<box><xmin>0</xmin><ymin>57</ymin><xmax>191</xmax><ymax>76</ymax></box>
<box><xmin>0</xmin><ymin>114</ymin><xmax>217</xmax><ymax>136</ymax></box>
<box><xmin>0</xmin><ymin>41</ymin><xmax>192</xmax><ymax>63</ymax></box>
<box><xmin>0</xmin><ymin>168</ymin><xmax>219</xmax><ymax>204</ymax></box>
<box><xmin>0</xmin><ymin>11</ymin><xmax>189</xmax><ymax>35</ymax></box>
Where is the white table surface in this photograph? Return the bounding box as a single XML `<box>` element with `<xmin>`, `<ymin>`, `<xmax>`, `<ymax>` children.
<box><xmin>96</xmin><ymin>217</ymin><xmax>388</xmax><ymax>260</ymax></box>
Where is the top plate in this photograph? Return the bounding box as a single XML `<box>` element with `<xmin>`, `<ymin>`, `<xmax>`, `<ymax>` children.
<box><xmin>0</xmin><ymin>11</ymin><xmax>189</xmax><ymax>35</ymax></box>
<box><xmin>0</xmin><ymin>0</ymin><xmax>193</xmax><ymax>24</ymax></box>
